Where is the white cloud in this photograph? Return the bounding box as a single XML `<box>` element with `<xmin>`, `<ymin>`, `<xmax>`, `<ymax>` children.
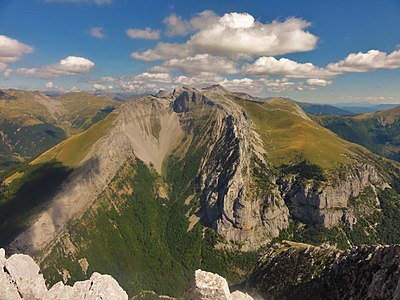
<box><xmin>306</xmin><ymin>78</ymin><xmax>332</xmax><ymax>87</ymax></box>
<box><xmin>92</xmin><ymin>83</ymin><xmax>112</xmax><ymax>90</ymax></box>
<box><xmin>188</xmin><ymin>14</ymin><xmax>318</xmax><ymax>57</ymax></box>
<box><xmin>0</xmin><ymin>63</ymin><xmax>12</xmax><ymax>79</ymax></box>
<box><xmin>17</xmin><ymin>56</ymin><xmax>95</xmax><ymax>78</ymax></box>
<box><xmin>133</xmin><ymin>12</ymin><xmax>318</xmax><ymax>61</ymax></box>
<box><xmin>89</xmin><ymin>27</ymin><xmax>106</xmax><ymax>39</ymax></box>
<box><xmin>154</xmin><ymin>54</ymin><xmax>238</xmax><ymax>75</ymax></box>
<box><xmin>327</xmin><ymin>49</ymin><xmax>400</xmax><ymax>73</ymax></box>
<box><xmin>164</xmin><ymin>14</ymin><xmax>191</xmax><ymax>37</ymax></box>
<box><xmin>131</xmin><ymin>42</ymin><xmax>190</xmax><ymax>61</ymax></box>
<box><xmin>0</xmin><ymin>35</ymin><xmax>33</xmax><ymax>78</ymax></box>
<box><xmin>45</xmin><ymin>0</ymin><xmax>112</xmax><ymax>5</ymax></box>
<box><xmin>134</xmin><ymin>72</ymin><xmax>172</xmax><ymax>83</ymax></box>
<box><xmin>163</xmin><ymin>10</ymin><xmax>218</xmax><ymax>37</ymax></box>
<box><xmin>126</xmin><ymin>28</ymin><xmax>160</xmax><ymax>40</ymax></box>
<box><xmin>242</xmin><ymin>56</ymin><xmax>334</xmax><ymax>78</ymax></box>
<box><xmin>45</xmin><ymin>81</ymin><xmax>55</xmax><ymax>89</ymax></box>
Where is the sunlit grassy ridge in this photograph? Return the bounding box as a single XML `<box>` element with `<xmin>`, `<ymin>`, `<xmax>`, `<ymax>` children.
<box><xmin>232</xmin><ymin>97</ymin><xmax>352</xmax><ymax>169</ymax></box>
<box><xmin>0</xmin><ymin>89</ymin><xmax>120</xmax><ymax>171</ymax></box>
<box><xmin>32</xmin><ymin>112</ymin><xmax>117</xmax><ymax>167</ymax></box>
<box><xmin>55</xmin><ymin>92</ymin><xmax>120</xmax><ymax>134</ymax></box>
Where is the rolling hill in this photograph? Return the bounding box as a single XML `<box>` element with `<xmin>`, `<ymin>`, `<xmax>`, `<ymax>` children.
<box><xmin>317</xmin><ymin>105</ymin><xmax>400</xmax><ymax>162</ymax></box>
<box><xmin>0</xmin><ymin>89</ymin><xmax>120</xmax><ymax>171</ymax></box>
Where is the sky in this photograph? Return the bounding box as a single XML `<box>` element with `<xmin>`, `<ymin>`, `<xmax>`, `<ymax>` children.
<box><xmin>0</xmin><ymin>0</ymin><xmax>400</xmax><ymax>103</ymax></box>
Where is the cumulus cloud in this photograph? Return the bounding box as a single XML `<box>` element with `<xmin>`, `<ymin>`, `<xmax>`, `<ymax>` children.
<box><xmin>89</xmin><ymin>27</ymin><xmax>106</xmax><ymax>39</ymax></box>
<box><xmin>45</xmin><ymin>0</ymin><xmax>112</xmax><ymax>5</ymax></box>
<box><xmin>134</xmin><ymin>72</ymin><xmax>172</xmax><ymax>82</ymax></box>
<box><xmin>17</xmin><ymin>56</ymin><xmax>95</xmax><ymax>78</ymax></box>
<box><xmin>150</xmin><ymin>54</ymin><xmax>238</xmax><ymax>75</ymax></box>
<box><xmin>242</xmin><ymin>56</ymin><xmax>334</xmax><ymax>78</ymax></box>
<box><xmin>133</xmin><ymin>12</ymin><xmax>318</xmax><ymax>61</ymax></box>
<box><xmin>327</xmin><ymin>49</ymin><xmax>400</xmax><ymax>73</ymax></box>
<box><xmin>131</xmin><ymin>42</ymin><xmax>191</xmax><ymax>61</ymax></box>
<box><xmin>0</xmin><ymin>35</ymin><xmax>33</xmax><ymax>78</ymax></box>
<box><xmin>92</xmin><ymin>83</ymin><xmax>113</xmax><ymax>91</ymax></box>
<box><xmin>306</xmin><ymin>78</ymin><xmax>332</xmax><ymax>87</ymax></box>
<box><xmin>163</xmin><ymin>10</ymin><xmax>218</xmax><ymax>36</ymax></box>
<box><xmin>189</xmin><ymin>14</ymin><xmax>317</xmax><ymax>57</ymax></box>
<box><xmin>126</xmin><ymin>28</ymin><xmax>160</xmax><ymax>40</ymax></box>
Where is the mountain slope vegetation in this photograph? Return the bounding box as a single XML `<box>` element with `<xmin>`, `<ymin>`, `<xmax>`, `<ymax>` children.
<box><xmin>317</xmin><ymin>105</ymin><xmax>400</xmax><ymax>162</ymax></box>
<box><xmin>1</xmin><ymin>86</ymin><xmax>399</xmax><ymax>298</ymax></box>
<box><xmin>0</xmin><ymin>89</ymin><xmax>120</xmax><ymax>171</ymax></box>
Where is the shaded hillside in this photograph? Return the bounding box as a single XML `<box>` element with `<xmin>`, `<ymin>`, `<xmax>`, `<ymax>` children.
<box><xmin>0</xmin><ymin>89</ymin><xmax>120</xmax><ymax>171</ymax></box>
<box><xmin>317</xmin><ymin>105</ymin><xmax>400</xmax><ymax>162</ymax></box>
<box><xmin>296</xmin><ymin>101</ymin><xmax>353</xmax><ymax>116</ymax></box>
<box><xmin>245</xmin><ymin>241</ymin><xmax>400</xmax><ymax>300</ymax></box>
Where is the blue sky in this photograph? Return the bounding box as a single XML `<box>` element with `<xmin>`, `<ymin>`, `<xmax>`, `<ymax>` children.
<box><xmin>0</xmin><ymin>0</ymin><xmax>399</xmax><ymax>103</ymax></box>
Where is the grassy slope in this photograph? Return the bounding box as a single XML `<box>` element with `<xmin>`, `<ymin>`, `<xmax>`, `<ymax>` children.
<box><xmin>56</xmin><ymin>92</ymin><xmax>120</xmax><ymax>134</ymax></box>
<box><xmin>232</xmin><ymin>97</ymin><xmax>352</xmax><ymax>169</ymax></box>
<box><xmin>317</xmin><ymin>106</ymin><xmax>400</xmax><ymax>162</ymax></box>
<box><xmin>0</xmin><ymin>90</ymin><xmax>120</xmax><ymax>172</ymax></box>
<box><xmin>32</xmin><ymin>112</ymin><xmax>116</xmax><ymax>167</ymax></box>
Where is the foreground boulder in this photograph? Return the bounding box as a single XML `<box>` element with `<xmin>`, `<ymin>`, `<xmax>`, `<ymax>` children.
<box><xmin>0</xmin><ymin>248</ymin><xmax>128</xmax><ymax>300</ymax></box>
<box><xmin>185</xmin><ymin>269</ymin><xmax>254</xmax><ymax>300</ymax></box>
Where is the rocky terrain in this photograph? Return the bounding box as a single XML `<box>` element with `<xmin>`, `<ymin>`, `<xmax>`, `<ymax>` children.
<box><xmin>245</xmin><ymin>241</ymin><xmax>400</xmax><ymax>300</ymax></box>
<box><xmin>1</xmin><ymin>85</ymin><xmax>400</xmax><ymax>297</ymax></box>
<box><xmin>0</xmin><ymin>248</ymin><xmax>128</xmax><ymax>299</ymax></box>
<box><xmin>1</xmin><ymin>247</ymin><xmax>253</xmax><ymax>300</ymax></box>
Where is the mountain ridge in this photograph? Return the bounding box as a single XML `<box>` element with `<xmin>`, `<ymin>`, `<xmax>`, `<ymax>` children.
<box><xmin>1</xmin><ymin>85</ymin><xmax>400</xmax><ymax>297</ymax></box>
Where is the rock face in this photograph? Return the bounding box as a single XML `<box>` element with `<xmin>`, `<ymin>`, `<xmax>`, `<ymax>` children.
<box><xmin>245</xmin><ymin>241</ymin><xmax>400</xmax><ymax>300</ymax></box>
<box><xmin>279</xmin><ymin>163</ymin><xmax>384</xmax><ymax>227</ymax></box>
<box><xmin>185</xmin><ymin>269</ymin><xmax>254</xmax><ymax>300</ymax></box>
<box><xmin>0</xmin><ymin>248</ymin><xmax>128</xmax><ymax>300</ymax></box>
<box><xmin>6</xmin><ymin>85</ymin><xmax>395</xmax><ymax>258</ymax></box>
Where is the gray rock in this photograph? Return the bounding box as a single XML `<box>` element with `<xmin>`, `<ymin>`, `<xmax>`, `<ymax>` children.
<box><xmin>185</xmin><ymin>270</ymin><xmax>254</xmax><ymax>300</ymax></box>
<box><xmin>0</xmin><ymin>249</ymin><xmax>128</xmax><ymax>300</ymax></box>
<box><xmin>185</xmin><ymin>269</ymin><xmax>232</xmax><ymax>300</ymax></box>
<box><xmin>5</xmin><ymin>253</ymin><xmax>48</xmax><ymax>299</ymax></box>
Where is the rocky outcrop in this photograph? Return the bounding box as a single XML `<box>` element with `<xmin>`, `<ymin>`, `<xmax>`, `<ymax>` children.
<box><xmin>185</xmin><ymin>269</ymin><xmax>254</xmax><ymax>300</ymax></box>
<box><xmin>279</xmin><ymin>163</ymin><xmax>384</xmax><ymax>226</ymax></box>
<box><xmin>0</xmin><ymin>248</ymin><xmax>128</xmax><ymax>300</ymax></box>
<box><xmin>245</xmin><ymin>241</ymin><xmax>400</xmax><ymax>300</ymax></box>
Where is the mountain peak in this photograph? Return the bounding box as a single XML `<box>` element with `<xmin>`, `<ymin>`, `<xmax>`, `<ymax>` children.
<box><xmin>202</xmin><ymin>84</ymin><xmax>228</xmax><ymax>93</ymax></box>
